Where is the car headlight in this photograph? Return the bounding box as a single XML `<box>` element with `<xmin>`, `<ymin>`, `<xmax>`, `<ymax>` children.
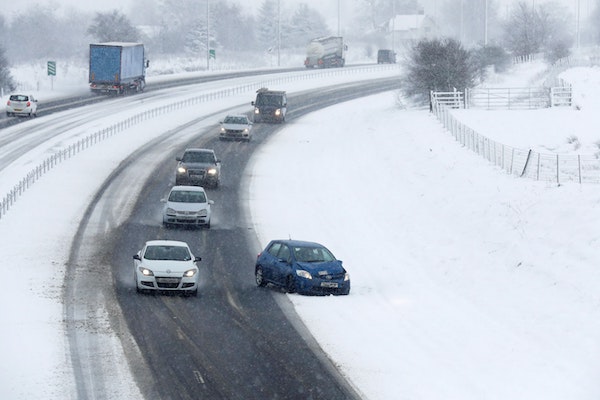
<box><xmin>138</xmin><ymin>266</ymin><xmax>154</xmax><ymax>276</ymax></box>
<box><xmin>207</xmin><ymin>168</ymin><xmax>217</xmax><ymax>175</ymax></box>
<box><xmin>344</xmin><ymin>272</ymin><xmax>350</xmax><ymax>281</ymax></box>
<box><xmin>295</xmin><ymin>270</ymin><xmax>312</xmax><ymax>279</ymax></box>
<box><xmin>184</xmin><ymin>269</ymin><xmax>197</xmax><ymax>277</ymax></box>
<box><xmin>220</xmin><ymin>127</ymin><xmax>226</xmax><ymax>133</ymax></box>
<box><xmin>177</xmin><ymin>166</ymin><xmax>186</xmax><ymax>174</ymax></box>
<box><xmin>254</xmin><ymin>108</ymin><xmax>260</xmax><ymax>114</ymax></box>
<box><xmin>198</xmin><ymin>209</ymin><xmax>208</xmax><ymax>217</ymax></box>
<box><xmin>275</xmin><ymin>109</ymin><xmax>281</xmax><ymax>116</ymax></box>
<box><xmin>166</xmin><ymin>207</ymin><xmax>177</xmax><ymax>216</ymax></box>
<box><xmin>243</xmin><ymin>128</ymin><xmax>249</xmax><ymax>133</ymax></box>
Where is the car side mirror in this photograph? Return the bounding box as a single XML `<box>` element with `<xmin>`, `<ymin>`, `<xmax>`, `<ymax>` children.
<box><xmin>160</xmin><ymin>198</ymin><xmax>166</xmax><ymax>203</ymax></box>
<box><xmin>133</xmin><ymin>254</ymin><xmax>141</xmax><ymax>260</ymax></box>
<box><xmin>208</xmin><ymin>200</ymin><xmax>214</xmax><ymax>205</ymax></box>
<box><xmin>251</xmin><ymin>101</ymin><xmax>255</xmax><ymax>106</ymax></box>
<box><xmin>176</xmin><ymin>156</ymin><xmax>182</xmax><ymax>161</ymax></box>
<box><xmin>194</xmin><ymin>257</ymin><xmax>202</xmax><ymax>263</ymax></box>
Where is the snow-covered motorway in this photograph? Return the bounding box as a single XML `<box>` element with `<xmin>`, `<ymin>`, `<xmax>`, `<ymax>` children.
<box><xmin>0</xmin><ymin>66</ymin><xmax>399</xmax><ymax>399</ymax></box>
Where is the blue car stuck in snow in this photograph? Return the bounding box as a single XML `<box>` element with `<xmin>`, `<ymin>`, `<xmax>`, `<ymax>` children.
<box><xmin>254</xmin><ymin>239</ymin><xmax>350</xmax><ymax>295</ymax></box>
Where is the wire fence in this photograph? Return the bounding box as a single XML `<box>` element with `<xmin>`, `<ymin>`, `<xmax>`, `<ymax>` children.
<box><xmin>0</xmin><ymin>65</ymin><xmax>399</xmax><ymax>221</ymax></box>
<box><xmin>431</xmin><ymin>101</ymin><xmax>600</xmax><ymax>184</ymax></box>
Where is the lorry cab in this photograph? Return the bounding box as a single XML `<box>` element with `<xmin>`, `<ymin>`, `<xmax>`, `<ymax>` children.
<box><xmin>377</xmin><ymin>49</ymin><xmax>396</xmax><ymax>64</ymax></box>
<box><xmin>251</xmin><ymin>88</ymin><xmax>287</xmax><ymax>123</ymax></box>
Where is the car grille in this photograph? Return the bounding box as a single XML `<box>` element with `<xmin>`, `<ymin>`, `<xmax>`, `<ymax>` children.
<box><xmin>155</xmin><ymin>277</ymin><xmax>181</xmax><ymax>289</ymax></box>
<box><xmin>188</xmin><ymin>169</ymin><xmax>206</xmax><ymax>177</ymax></box>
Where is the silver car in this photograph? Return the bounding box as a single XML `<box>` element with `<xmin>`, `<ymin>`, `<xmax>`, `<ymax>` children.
<box><xmin>6</xmin><ymin>94</ymin><xmax>38</xmax><ymax>117</ymax></box>
<box><xmin>162</xmin><ymin>185</ymin><xmax>213</xmax><ymax>228</ymax></box>
<box><xmin>133</xmin><ymin>240</ymin><xmax>201</xmax><ymax>296</ymax></box>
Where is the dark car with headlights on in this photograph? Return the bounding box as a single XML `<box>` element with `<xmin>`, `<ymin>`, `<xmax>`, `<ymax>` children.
<box><xmin>251</xmin><ymin>88</ymin><xmax>287</xmax><ymax>123</ymax></box>
<box><xmin>175</xmin><ymin>148</ymin><xmax>221</xmax><ymax>188</ymax></box>
<box><xmin>255</xmin><ymin>239</ymin><xmax>350</xmax><ymax>295</ymax></box>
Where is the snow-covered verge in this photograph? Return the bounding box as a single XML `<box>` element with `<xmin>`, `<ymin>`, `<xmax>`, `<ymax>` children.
<box><xmin>1</xmin><ymin>59</ymin><xmax>600</xmax><ymax>400</ymax></box>
<box><xmin>248</xmin><ymin>61</ymin><xmax>600</xmax><ymax>399</ymax></box>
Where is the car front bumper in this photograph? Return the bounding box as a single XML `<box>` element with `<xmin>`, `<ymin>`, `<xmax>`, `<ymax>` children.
<box><xmin>163</xmin><ymin>214</ymin><xmax>210</xmax><ymax>226</ymax></box>
<box><xmin>295</xmin><ymin>277</ymin><xmax>350</xmax><ymax>295</ymax></box>
<box><xmin>137</xmin><ymin>274</ymin><xmax>199</xmax><ymax>292</ymax></box>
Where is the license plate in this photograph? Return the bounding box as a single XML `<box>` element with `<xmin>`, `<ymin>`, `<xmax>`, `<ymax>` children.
<box><xmin>321</xmin><ymin>282</ymin><xmax>338</xmax><ymax>288</ymax></box>
<box><xmin>157</xmin><ymin>277</ymin><xmax>179</xmax><ymax>284</ymax></box>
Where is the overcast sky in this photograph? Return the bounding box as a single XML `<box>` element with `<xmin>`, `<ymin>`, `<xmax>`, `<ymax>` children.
<box><xmin>1</xmin><ymin>0</ymin><xmax>592</xmax><ymax>28</ymax></box>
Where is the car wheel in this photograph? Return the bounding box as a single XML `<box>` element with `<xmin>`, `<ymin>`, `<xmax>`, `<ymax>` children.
<box><xmin>255</xmin><ymin>266</ymin><xmax>267</xmax><ymax>287</ymax></box>
<box><xmin>205</xmin><ymin>220</ymin><xmax>211</xmax><ymax>229</ymax></box>
<box><xmin>285</xmin><ymin>275</ymin><xmax>297</xmax><ymax>293</ymax></box>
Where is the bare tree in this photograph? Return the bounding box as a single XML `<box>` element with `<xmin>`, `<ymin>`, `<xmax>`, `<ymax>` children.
<box><xmin>502</xmin><ymin>1</ymin><xmax>573</xmax><ymax>59</ymax></box>
<box><xmin>86</xmin><ymin>10</ymin><xmax>140</xmax><ymax>43</ymax></box>
<box><xmin>401</xmin><ymin>37</ymin><xmax>477</xmax><ymax>104</ymax></box>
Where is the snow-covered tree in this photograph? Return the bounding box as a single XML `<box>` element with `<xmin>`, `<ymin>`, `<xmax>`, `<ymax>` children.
<box><xmin>211</xmin><ymin>2</ymin><xmax>256</xmax><ymax>51</ymax></box>
<box><xmin>0</xmin><ymin>45</ymin><xmax>16</xmax><ymax>92</ymax></box>
<box><xmin>86</xmin><ymin>10</ymin><xmax>140</xmax><ymax>43</ymax></box>
<box><xmin>502</xmin><ymin>1</ymin><xmax>573</xmax><ymax>59</ymax></box>
<box><xmin>285</xmin><ymin>3</ymin><xmax>331</xmax><ymax>47</ymax></box>
<box><xmin>256</xmin><ymin>0</ymin><xmax>279</xmax><ymax>51</ymax></box>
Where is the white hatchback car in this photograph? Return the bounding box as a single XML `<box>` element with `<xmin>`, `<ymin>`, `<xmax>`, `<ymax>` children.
<box><xmin>6</xmin><ymin>94</ymin><xmax>38</xmax><ymax>117</ymax></box>
<box><xmin>133</xmin><ymin>240</ymin><xmax>201</xmax><ymax>296</ymax></box>
<box><xmin>219</xmin><ymin>114</ymin><xmax>253</xmax><ymax>141</ymax></box>
<box><xmin>162</xmin><ymin>185</ymin><xmax>213</xmax><ymax>228</ymax></box>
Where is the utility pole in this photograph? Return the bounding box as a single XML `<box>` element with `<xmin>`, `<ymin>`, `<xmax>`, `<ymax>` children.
<box><xmin>576</xmin><ymin>0</ymin><xmax>581</xmax><ymax>48</ymax></box>
<box><xmin>206</xmin><ymin>0</ymin><xmax>210</xmax><ymax>70</ymax></box>
<box><xmin>337</xmin><ymin>0</ymin><xmax>341</xmax><ymax>36</ymax></box>
<box><xmin>484</xmin><ymin>0</ymin><xmax>488</xmax><ymax>46</ymax></box>
<box><xmin>277</xmin><ymin>0</ymin><xmax>281</xmax><ymax>67</ymax></box>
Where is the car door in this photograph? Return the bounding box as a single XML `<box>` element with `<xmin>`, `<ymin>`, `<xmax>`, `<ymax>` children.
<box><xmin>261</xmin><ymin>242</ymin><xmax>281</xmax><ymax>282</ymax></box>
<box><xmin>272</xmin><ymin>244</ymin><xmax>292</xmax><ymax>285</ymax></box>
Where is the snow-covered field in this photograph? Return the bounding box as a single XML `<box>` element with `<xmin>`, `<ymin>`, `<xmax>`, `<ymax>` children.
<box><xmin>2</xmin><ymin>60</ymin><xmax>600</xmax><ymax>399</ymax></box>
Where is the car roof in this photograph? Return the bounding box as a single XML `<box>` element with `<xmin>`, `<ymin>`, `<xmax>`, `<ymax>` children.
<box><xmin>224</xmin><ymin>114</ymin><xmax>248</xmax><ymax>119</ymax></box>
<box><xmin>270</xmin><ymin>239</ymin><xmax>325</xmax><ymax>248</ymax></box>
<box><xmin>145</xmin><ymin>239</ymin><xmax>189</xmax><ymax>247</ymax></box>
<box><xmin>184</xmin><ymin>148</ymin><xmax>214</xmax><ymax>153</ymax></box>
<box><xmin>170</xmin><ymin>185</ymin><xmax>206</xmax><ymax>192</ymax></box>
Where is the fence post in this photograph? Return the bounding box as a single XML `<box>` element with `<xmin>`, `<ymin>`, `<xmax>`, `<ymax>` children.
<box><xmin>556</xmin><ymin>154</ymin><xmax>560</xmax><ymax>185</ymax></box>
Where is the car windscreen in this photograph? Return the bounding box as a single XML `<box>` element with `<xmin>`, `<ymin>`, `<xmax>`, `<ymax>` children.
<box><xmin>224</xmin><ymin>117</ymin><xmax>247</xmax><ymax>124</ymax></box>
<box><xmin>144</xmin><ymin>245</ymin><xmax>192</xmax><ymax>261</ymax></box>
<box><xmin>293</xmin><ymin>246</ymin><xmax>336</xmax><ymax>262</ymax></box>
<box><xmin>256</xmin><ymin>95</ymin><xmax>282</xmax><ymax>106</ymax></box>
<box><xmin>168</xmin><ymin>190</ymin><xmax>207</xmax><ymax>203</ymax></box>
<box><xmin>182</xmin><ymin>152</ymin><xmax>215</xmax><ymax>163</ymax></box>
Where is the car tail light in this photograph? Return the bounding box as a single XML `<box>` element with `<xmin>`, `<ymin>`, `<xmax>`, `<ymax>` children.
<box><xmin>26</xmin><ymin>101</ymin><xmax>31</xmax><ymax>107</ymax></box>
<box><xmin>6</xmin><ymin>100</ymin><xmax>10</xmax><ymax>106</ymax></box>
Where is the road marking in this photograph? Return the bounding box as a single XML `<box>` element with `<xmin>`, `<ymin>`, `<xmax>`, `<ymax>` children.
<box><xmin>194</xmin><ymin>370</ymin><xmax>205</xmax><ymax>384</ymax></box>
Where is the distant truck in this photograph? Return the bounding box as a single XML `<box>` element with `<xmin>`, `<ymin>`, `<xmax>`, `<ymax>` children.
<box><xmin>304</xmin><ymin>36</ymin><xmax>347</xmax><ymax>68</ymax></box>
<box><xmin>377</xmin><ymin>49</ymin><xmax>396</xmax><ymax>64</ymax></box>
<box><xmin>89</xmin><ymin>42</ymin><xmax>148</xmax><ymax>95</ymax></box>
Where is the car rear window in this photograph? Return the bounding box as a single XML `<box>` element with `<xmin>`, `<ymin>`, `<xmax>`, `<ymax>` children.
<box><xmin>9</xmin><ymin>95</ymin><xmax>28</xmax><ymax>101</ymax></box>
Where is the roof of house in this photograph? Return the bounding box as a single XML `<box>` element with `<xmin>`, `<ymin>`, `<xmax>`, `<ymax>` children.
<box><xmin>389</xmin><ymin>14</ymin><xmax>427</xmax><ymax>31</ymax></box>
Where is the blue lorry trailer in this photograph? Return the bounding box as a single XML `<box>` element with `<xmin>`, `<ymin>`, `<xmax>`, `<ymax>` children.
<box><xmin>89</xmin><ymin>42</ymin><xmax>147</xmax><ymax>95</ymax></box>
